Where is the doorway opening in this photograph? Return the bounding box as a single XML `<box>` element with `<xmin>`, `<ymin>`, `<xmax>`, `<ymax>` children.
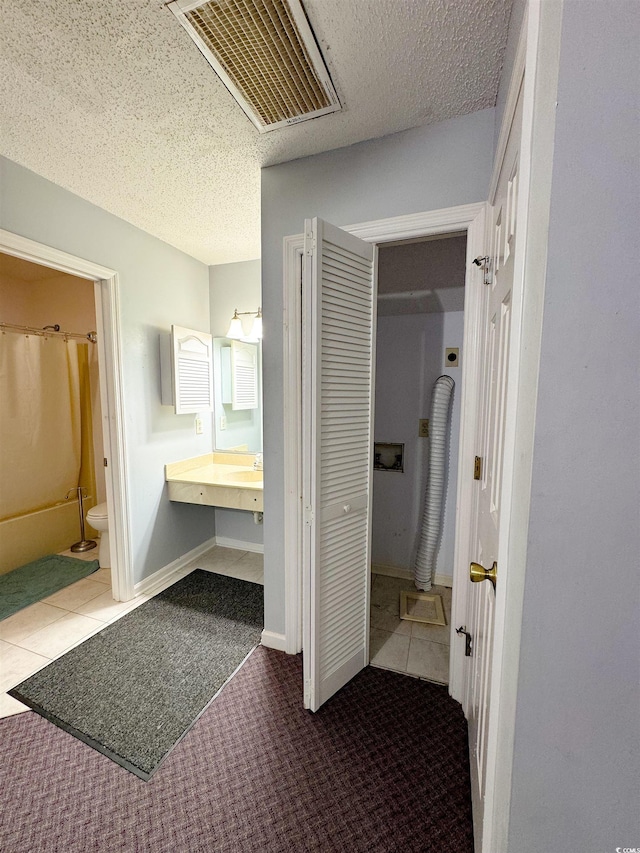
<box><xmin>281</xmin><ymin>201</ymin><xmax>487</xmax><ymax>709</ymax></box>
<box><xmin>369</xmin><ymin>232</ymin><xmax>467</xmax><ymax>684</ymax></box>
<box><xmin>0</xmin><ymin>253</ymin><xmax>108</xmax><ymax>601</ymax></box>
<box><xmin>0</xmin><ymin>229</ymin><xmax>133</xmax><ymax>603</ymax></box>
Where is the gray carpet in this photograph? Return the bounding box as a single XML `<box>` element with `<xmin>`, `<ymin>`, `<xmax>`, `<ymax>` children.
<box><xmin>1</xmin><ymin>646</ymin><xmax>474</xmax><ymax>852</ymax></box>
<box><xmin>9</xmin><ymin>570</ymin><xmax>263</xmax><ymax>780</ymax></box>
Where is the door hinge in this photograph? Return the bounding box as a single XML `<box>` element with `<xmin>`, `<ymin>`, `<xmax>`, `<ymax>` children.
<box><xmin>456</xmin><ymin>626</ymin><xmax>473</xmax><ymax>657</ymax></box>
<box><xmin>304</xmin><ymin>506</ymin><xmax>314</xmax><ymax>525</ymax></box>
<box><xmin>473</xmin><ymin>456</ymin><xmax>482</xmax><ymax>480</ymax></box>
<box><xmin>104</xmin><ymin>458</ymin><xmax>108</xmax><ymax>467</ymax></box>
<box><xmin>304</xmin><ymin>232</ymin><xmax>316</xmax><ymax>257</ymax></box>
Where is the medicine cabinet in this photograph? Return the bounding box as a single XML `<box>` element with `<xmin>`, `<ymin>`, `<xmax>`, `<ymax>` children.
<box><xmin>160</xmin><ymin>325</ymin><xmax>213</xmax><ymax>414</ymax></box>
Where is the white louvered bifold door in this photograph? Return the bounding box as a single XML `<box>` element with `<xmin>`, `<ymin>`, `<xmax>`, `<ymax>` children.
<box><xmin>302</xmin><ymin>217</ymin><xmax>376</xmax><ymax>713</ymax></box>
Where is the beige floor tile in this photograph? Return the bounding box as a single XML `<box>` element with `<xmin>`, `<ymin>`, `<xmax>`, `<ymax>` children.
<box><xmin>187</xmin><ymin>546</ymin><xmax>247</xmax><ymax>574</ymax></box>
<box><xmin>42</xmin><ymin>577</ymin><xmax>108</xmax><ymax>610</ymax></box>
<box><xmin>370</xmin><ymin>605</ymin><xmax>412</xmax><ymax>635</ymax></box>
<box><xmin>369</xmin><ymin>628</ymin><xmax>410</xmax><ymax>672</ymax></box>
<box><xmin>410</xmin><ymin>619</ymin><xmax>451</xmax><ymax>645</ymax></box>
<box><xmin>229</xmin><ymin>551</ymin><xmax>264</xmax><ymax>584</ymax></box>
<box><xmin>18</xmin><ymin>612</ymin><xmax>104</xmax><ymax>658</ymax></box>
<box><xmin>76</xmin><ymin>590</ymin><xmax>147</xmax><ymax>622</ymax></box>
<box><xmin>407</xmin><ymin>637</ymin><xmax>450</xmax><ymax>684</ymax></box>
<box><xmin>91</xmin><ymin>568</ymin><xmax>112</xmax><ymax>585</ymax></box>
<box><xmin>0</xmin><ymin>602</ymin><xmax>68</xmax><ymax>645</ymax></box>
<box><xmin>0</xmin><ymin>640</ymin><xmax>50</xmax><ymax>691</ymax></box>
<box><xmin>372</xmin><ymin>575</ymin><xmax>416</xmax><ymax>598</ymax></box>
<box><xmin>433</xmin><ymin>584</ymin><xmax>453</xmax><ymax>621</ymax></box>
<box><xmin>0</xmin><ymin>692</ymin><xmax>30</xmax><ymax>718</ymax></box>
<box><xmin>58</xmin><ymin>548</ymin><xmax>100</xmax><ymax>562</ymax></box>
<box><xmin>371</xmin><ymin>576</ymin><xmax>416</xmax><ymax>615</ymax></box>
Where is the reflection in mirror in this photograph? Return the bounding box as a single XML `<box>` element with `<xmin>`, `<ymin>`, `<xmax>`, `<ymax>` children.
<box><xmin>213</xmin><ymin>337</ymin><xmax>262</xmax><ymax>453</ymax></box>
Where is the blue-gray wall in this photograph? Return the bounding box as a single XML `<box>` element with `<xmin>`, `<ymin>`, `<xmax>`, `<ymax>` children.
<box><xmin>209</xmin><ymin>258</ymin><xmax>264</xmax><ymax>548</ymax></box>
<box><xmin>0</xmin><ymin>157</ymin><xmax>216</xmax><ymax>584</ymax></box>
<box><xmin>507</xmin><ymin>2</ymin><xmax>640</xmax><ymax>848</ymax></box>
<box><xmin>260</xmin><ymin>107</ymin><xmax>496</xmax><ymax>635</ymax></box>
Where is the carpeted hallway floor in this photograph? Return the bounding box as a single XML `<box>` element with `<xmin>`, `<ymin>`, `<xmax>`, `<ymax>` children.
<box><xmin>0</xmin><ymin>646</ymin><xmax>473</xmax><ymax>852</ymax></box>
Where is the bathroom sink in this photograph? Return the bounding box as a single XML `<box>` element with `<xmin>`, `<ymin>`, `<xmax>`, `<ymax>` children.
<box><xmin>223</xmin><ymin>469</ymin><xmax>263</xmax><ymax>484</ymax></box>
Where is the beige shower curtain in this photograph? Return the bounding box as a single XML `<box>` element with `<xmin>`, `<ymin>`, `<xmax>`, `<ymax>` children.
<box><xmin>0</xmin><ymin>333</ymin><xmax>82</xmax><ymax>520</ymax></box>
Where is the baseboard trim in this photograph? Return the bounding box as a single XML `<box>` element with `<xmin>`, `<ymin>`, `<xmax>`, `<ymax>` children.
<box><xmin>371</xmin><ymin>563</ymin><xmax>453</xmax><ymax>588</ymax></box>
<box><xmin>214</xmin><ymin>536</ymin><xmax>264</xmax><ymax>554</ymax></box>
<box><xmin>261</xmin><ymin>629</ymin><xmax>287</xmax><ymax>652</ymax></box>
<box><xmin>134</xmin><ymin>536</ymin><xmax>217</xmax><ymax>598</ymax></box>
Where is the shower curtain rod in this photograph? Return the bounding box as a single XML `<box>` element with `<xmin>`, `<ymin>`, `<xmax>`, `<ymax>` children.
<box><xmin>0</xmin><ymin>322</ymin><xmax>97</xmax><ymax>343</ymax></box>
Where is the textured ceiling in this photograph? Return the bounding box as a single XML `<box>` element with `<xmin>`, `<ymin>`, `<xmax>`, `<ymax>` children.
<box><xmin>0</xmin><ymin>0</ymin><xmax>511</xmax><ymax>265</ymax></box>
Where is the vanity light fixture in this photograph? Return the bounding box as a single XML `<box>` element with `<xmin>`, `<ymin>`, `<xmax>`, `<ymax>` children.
<box><xmin>226</xmin><ymin>308</ymin><xmax>263</xmax><ymax>341</ymax></box>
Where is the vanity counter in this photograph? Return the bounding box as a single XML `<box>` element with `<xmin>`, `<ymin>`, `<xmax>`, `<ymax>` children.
<box><xmin>165</xmin><ymin>453</ymin><xmax>263</xmax><ymax>512</ymax></box>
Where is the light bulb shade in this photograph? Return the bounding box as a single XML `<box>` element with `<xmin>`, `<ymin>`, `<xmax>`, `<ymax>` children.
<box><xmin>250</xmin><ymin>315</ymin><xmax>263</xmax><ymax>340</ymax></box>
<box><xmin>227</xmin><ymin>316</ymin><xmax>244</xmax><ymax>339</ymax></box>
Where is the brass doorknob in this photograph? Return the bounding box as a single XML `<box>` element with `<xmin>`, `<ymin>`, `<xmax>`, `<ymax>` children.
<box><xmin>470</xmin><ymin>560</ymin><xmax>498</xmax><ymax>590</ymax></box>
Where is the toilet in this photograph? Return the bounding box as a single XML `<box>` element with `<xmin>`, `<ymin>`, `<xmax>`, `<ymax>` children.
<box><xmin>86</xmin><ymin>502</ymin><xmax>110</xmax><ymax>568</ymax></box>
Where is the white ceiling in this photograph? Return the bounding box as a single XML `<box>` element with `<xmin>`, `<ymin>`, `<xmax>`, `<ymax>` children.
<box><xmin>0</xmin><ymin>0</ymin><xmax>512</xmax><ymax>265</ymax></box>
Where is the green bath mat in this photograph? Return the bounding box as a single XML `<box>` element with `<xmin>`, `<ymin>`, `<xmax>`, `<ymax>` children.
<box><xmin>0</xmin><ymin>554</ymin><xmax>100</xmax><ymax>621</ymax></box>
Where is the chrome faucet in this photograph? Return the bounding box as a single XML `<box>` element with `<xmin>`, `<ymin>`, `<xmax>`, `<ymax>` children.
<box><xmin>253</xmin><ymin>453</ymin><xmax>263</xmax><ymax>471</ymax></box>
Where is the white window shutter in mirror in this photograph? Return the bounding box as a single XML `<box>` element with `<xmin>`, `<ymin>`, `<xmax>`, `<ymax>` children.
<box><xmin>230</xmin><ymin>341</ymin><xmax>258</xmax><ymax>410</ymax></box>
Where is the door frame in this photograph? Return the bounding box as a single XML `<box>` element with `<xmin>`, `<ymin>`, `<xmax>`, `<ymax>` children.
<box><xmin>281</xmin><ymin>3</ymin><xmax>560</xmax><ymax>847</ymax></box>
<box><xmin>0</xmin><ymin>229</ymin><xmax>134</xmax><ymax>601</ymax></box>
<box><xmin>282</xmin><ymin>200</ymin><xmax>486</xmax><ymax>659</ymax></box>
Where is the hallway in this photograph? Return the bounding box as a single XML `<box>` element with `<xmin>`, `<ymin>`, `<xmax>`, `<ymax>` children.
<box><xmin>0</xmin><ymin>643</ymin><xmax>473</xmax><ymax>852</ymax></box>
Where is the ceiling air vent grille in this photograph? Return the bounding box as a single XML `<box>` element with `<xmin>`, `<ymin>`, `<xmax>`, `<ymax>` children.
<box><xmin>169</xmin><ymin>0</ymin><xmax>341</xmax><ymax>133</ymax></box>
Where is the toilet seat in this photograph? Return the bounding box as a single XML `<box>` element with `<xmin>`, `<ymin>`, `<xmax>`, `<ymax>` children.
<box><xmin>87</xmin><ymin>502</ymin><xmax>108</xmax><ymax>521</ymax></box>
<box><xmin>86</xmin><ymin>502</ymin><xmax>110</xmax><ymax>568</ymax></box>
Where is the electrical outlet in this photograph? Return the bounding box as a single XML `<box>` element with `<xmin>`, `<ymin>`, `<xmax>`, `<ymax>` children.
<box><xmin>419</xmin><ymin>419</ymin><xmax>429</xmax><ymax>438</ymax></box>
<box><xmin>195</xmin><ymin>417</ymin><xmax>203</xmax><ymax>435</ymax></box>
<box><xmin>220</xmin><ymin>415</ymin><xmax>227</xmax><ymax>431</ymax></box>
<box><xmin>445</xmin><ymin>347</ymin><xmax>459</xmax><ymax>367</ymax></box>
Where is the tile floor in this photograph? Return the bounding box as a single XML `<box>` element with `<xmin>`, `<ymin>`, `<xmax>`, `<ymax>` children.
<box><xmin>0</xmin><ymin>545</ymin><xmax>263</xmax><ymax>720</ymax></box>
<box><xmin>369</xmin><ymin>573</ymin><xmax>452</xmax><ymax>685</ymax></box>
<box><xmin>0</xmin><ymin>546</ymin><xmax>448</xmax><ymax>721</ymax></box>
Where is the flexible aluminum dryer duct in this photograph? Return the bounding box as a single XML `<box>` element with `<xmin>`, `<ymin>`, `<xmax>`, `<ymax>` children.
<box><xmin>414</xmin><ymin>375</ymin><xmax>455</xmax><ymax>591</ymax></box>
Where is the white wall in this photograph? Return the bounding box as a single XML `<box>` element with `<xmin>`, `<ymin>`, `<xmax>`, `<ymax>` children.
<box><xmin>261</xmin><ymin>107</ymin><xmax>495</xmax><ymax>635</ymax></box>
<box><xmin>209</xmin><ymin>259</ymin><xmax>261</xmax><ymax>337</ymax></box>
<box><xmin>0</xmin><ymin>157</ymin><xmax>216</xmax><ymax>585</ymax></box>
<box><xmin>507</xmin><ymin>2</ymin><xmax>640</xmax><ymax>849</ymax></box>
<box><xmin>209</xmin><ymin>258</ymin><xmax>264</xmax><ymax>548</ymax></box>
<box><xmin>372</xmin><ymin>310</ymin><xmax>463</xmax><ymax>581</ymax></box>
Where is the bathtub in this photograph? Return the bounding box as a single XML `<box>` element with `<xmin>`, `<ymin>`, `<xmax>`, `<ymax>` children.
<box><xmin>0</xmin><ymin>499</ymin><xmax>96</xmax><ymax>575</ymax></box>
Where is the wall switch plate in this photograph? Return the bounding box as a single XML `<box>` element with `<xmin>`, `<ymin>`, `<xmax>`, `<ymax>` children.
<box><xmin>445</xmin><ymin>347</ymin><xmax>459</xmax><ymax>367</ymax></box>
<box><xmin>220</xmin><ymin>415</ymin><xmax>227</xmax><ymax>431</ymax></box>
<box><xmin>195</xmin><ymin>417</ymin><xmax>203</xmax><ymax>435</ymax></box>
<box><xmin>419</xmin><ymin>419</ymin><xmax>430</xmax><ymax>438</ymax></box>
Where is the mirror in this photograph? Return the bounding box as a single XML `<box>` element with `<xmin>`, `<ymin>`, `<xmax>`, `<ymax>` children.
<box><xmin>213</xmin><ymin>337</ymin><xmax>262</xmax><ymax>453</ymax></box>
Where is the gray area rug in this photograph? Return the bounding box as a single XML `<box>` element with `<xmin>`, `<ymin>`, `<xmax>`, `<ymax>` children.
<box><xmin>9</xmin><ymin>570</ymin><xmax>263</xmax><ymax>780</ymax></box>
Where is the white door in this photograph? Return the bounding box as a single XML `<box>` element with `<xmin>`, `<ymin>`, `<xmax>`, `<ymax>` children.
<box><xmin>465</xmin><ymin>81</ymin><xmax>524</xmax><ymax>848</ymax></box>
<box><xmin>302</xmin><ymin>217</ymin><xmax>376</xmax><ymax>712</ymax></box>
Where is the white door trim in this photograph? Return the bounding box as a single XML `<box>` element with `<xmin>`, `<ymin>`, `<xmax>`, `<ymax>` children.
<box><xmin>282</xmin><ymin>201</ymin><xmax>486</xmax><ymax>660</ymax></box>
<box><xmin>0</xmin><ymin>229</ymin><xmax>134</xmax><ymax>601</ymax></box>
<box><xmin>282</xmin><ymin>235</ymin><xmax>305</xmax><ymax>653</ymax></box>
